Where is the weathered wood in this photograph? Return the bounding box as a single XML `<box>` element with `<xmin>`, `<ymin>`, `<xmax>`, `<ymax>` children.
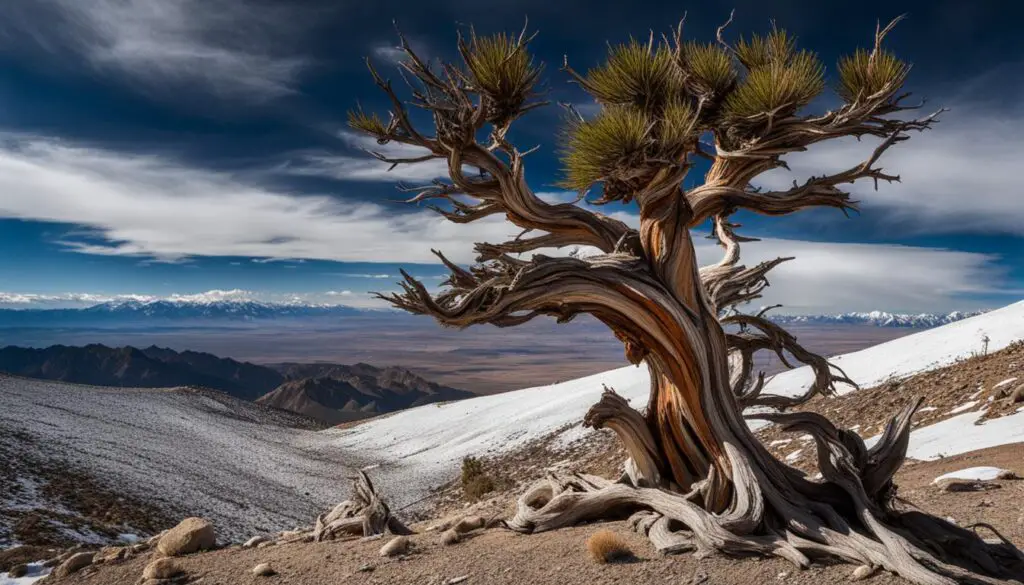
<box><xmin>351</xmin><ymin>15</ymin><xmax>1023</xmax><ymax>585</ymax></box>
<box><xmin>314</xmin><ymin>471</ymin><xmax>412</xmax><ymax>541</ymax></box>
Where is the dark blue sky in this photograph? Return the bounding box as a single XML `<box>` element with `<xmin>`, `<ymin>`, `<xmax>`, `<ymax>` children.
<box><xmin>0</xmin><ymin>0</ymin><xmax>1021</xmax><ymax>313</ymax></box>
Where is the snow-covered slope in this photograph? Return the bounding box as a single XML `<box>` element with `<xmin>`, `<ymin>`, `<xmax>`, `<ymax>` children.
<box><xmin>330</xmin><ymin>301</ymin><xmax>1024</xmax><ymax>504</ymax></box>
<box><xmin>0</xmin><ymin>377</ymin><xmax>354</xmax><ymax>542</ymax></box>
<box><xmin>762</xmin><ymin>300</ymin><xmax>1024</xmax><ymax>399</ymax></box>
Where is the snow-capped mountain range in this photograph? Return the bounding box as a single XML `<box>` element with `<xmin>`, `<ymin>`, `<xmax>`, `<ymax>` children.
<box><xmin>768</xmin><ymin>310</ymin><xmax>987</xmax><ymax>328</ymax></box>
<box><xmin>0</xmin><ymin>297</ymin><xmax>987</xmax><ymax>328</ymax></box>
<box><xmin>0</xmin><ymin>298</ymin><xmax>369</xmax><ymax>326</ymax></box>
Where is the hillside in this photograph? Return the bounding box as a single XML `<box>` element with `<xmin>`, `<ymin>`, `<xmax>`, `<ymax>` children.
<box><xmin>258</xmin><ymin>364</ymin><xmax>473</xmax><ymax>425</ymax></box>
<box><xmin>326</xmin><ymin>300</ymin><xmax>1024</xmax><ymax>507</ymax></box>
<box><xmin>0</xmin><ymin>377</ymin><xmax>349</xmax><ymax>547</ymax></box>
<box><xmin>0</xmin><ymin>345</ymin><xmax>472</xmax><ymax>423</ymax></box>
<box><xmin>1</xmin><ymin>301</ymin><xmax>1020</xmax><ymax>561</ymax></box>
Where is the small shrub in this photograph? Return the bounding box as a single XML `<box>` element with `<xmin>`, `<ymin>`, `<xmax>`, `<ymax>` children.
<box><xmin>461</xmin><ymin>456</ymin><xmax>496</xmax><ymax>501</ymax></box>
<box><xmin>586</xmin><ymin>529</ymin><xmax>633</xmax><ymax>563</ymax></box>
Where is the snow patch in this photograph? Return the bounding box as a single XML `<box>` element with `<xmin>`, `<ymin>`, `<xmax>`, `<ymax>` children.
<box><xmin>932</xmin><ymin>467</ymin><xmax>1012</xmax><ymax>484</ymax></box>
<box><xmin>946</xmin><ymin>401</ymin><xmax>980</xmax><ymax>414</ymax></box>
<box><xmin>865</xmin><ymin>408</ymin><xmax>1024</xmax><ymax>461</ymax></box>
<box><xmin>0</xmin><ymin>561</ymin><xmax>51</xmax><ymax>585</ymax></box>
<box><xmin>994</xmin><ymin>377</ymin><xmax>1018</xmax><ymax>389</ymax></box>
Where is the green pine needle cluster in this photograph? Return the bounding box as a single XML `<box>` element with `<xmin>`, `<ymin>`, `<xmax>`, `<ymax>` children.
<box><xmin>583</xmin><ymin>40</ymin><xmax>681</xmax><ymax>109</ymax></box>
<box><xmin>724</xmin><ymin>49</ymin><xmax>824</xmax><ymax>120</ymax></box>
<box><xmin>347</xmin><ymin>109</ymin><xmax>388</xmax><ymax>137</ymax></box>
<box><xmin>660</xmin><ymin>99</ymin><xmax>699</xmax><ymax>151</ymax></box>
<box><xmin>680</xmin><ymin>42</ymin><xmax>736</xmax><ymax>96</ymax></box>
<box><xmin>837</xmin><ymin>48</ymin><xmax>909</xmax><ymax>102</ymax></box>
<box><xmin>561</xmin><ymin>107</ymin><xmax>651</xmax><ymax>192</ymax></box>
<box><xmin>735</xmin><ymin>29</ymin><xmax>797</xmax><ymax>70</ymax></box>
<box><xmin>465</xmin><ymin>32</ymin><xmax>540</xmax><ymax>109</ymax></box>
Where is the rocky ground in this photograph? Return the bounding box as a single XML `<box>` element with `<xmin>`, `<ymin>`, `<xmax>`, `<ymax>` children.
<box><xmin>9</xmin><ymin>444</ymin><xmax>1020</xmax><ymax>585</ymax></box>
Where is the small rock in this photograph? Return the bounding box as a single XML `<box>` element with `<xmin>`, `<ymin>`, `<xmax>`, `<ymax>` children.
<box><xmin>453</xmin><ymin>515</ymin><xmax>486</xmax><ymax>534</ymax></box>
<box><xmin>8</xmin><ymin>564</ymin><xmax>28</xmax><ymax>578</ymax></box>
<box><xmin>851</xmin><ymin>565</ymin><xmax>876</xmax><ymax>581</ymax></box>
<box><xmin>357</xmin><ymin>563</ymin><xmax>375</xmax><ymax>573</ymax></box>
<box><xmin>53</xmin><ymin>552</ymin><xmax>95</xmax><ymax>578</ymax></box>
<box><xmin>243</xmin><ymin>536</ymin><xmax>268</xmax><ymax>548</ymax></box>
<box><xmin>96</xmin><ymin>545</ymin><xmax>130</xmax><ymax>564</ymax></box>
<box><xmin>380</xmin><ymin>536</ymin><xmax>410</xmax><ymax>557</ymax></box>
<box><xmin>441</xmin><ymin>529</ymin><xmax>461</xmax><ymax>546</ymax></box>
<box><xmin>256</xmin><ymin>540</ymin><xmax>277</xmax><ymax>549</ymax></box>
<box><xmin>777</xmin><ymin>571</ymin><xmax>789</xmax><ymax>580</ymax></box>
<box><xmin>253</xmin><ymin>563</ymin><xmax>277</xmax><ymax>577</ymax></box>
<box><xmin>143</xmin><ymin>558</ymin><xmax>183</xmax><ymax>580</ymax></box>
<box><xmin>157</xmin><ymin>517</ymin><xmax>216</xmax><ymax>556</ymax></box>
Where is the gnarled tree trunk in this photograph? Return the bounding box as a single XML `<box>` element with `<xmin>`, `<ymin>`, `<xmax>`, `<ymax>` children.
<box><xmin>349</xmin><ymin>15</ymin><xmax>1024</xmax><ymax>585</ymax></box>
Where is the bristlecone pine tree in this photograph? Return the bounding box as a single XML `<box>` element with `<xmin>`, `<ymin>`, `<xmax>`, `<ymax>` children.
<box><xmin>351</xmin><ymin>14</ymin><xmax>1024</xmax><ymax>585</ymax></box>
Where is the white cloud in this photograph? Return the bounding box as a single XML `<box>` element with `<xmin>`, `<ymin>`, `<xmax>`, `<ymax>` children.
<box><xmin>284</xmin><ymin>132</ymin><xmax>452</xmax><ymax>183</ymax></box>
<box><xmin>0</xmin><ymin>132</ymin><xmax>518</xmax><ymax>264</ymax></box>
<box><xmin>0</xmin><ymin>0</ymin><xmax>314</xmax><ymax>100</ymax></box>
<box><xmin>0</xmin><ymin>133</ymin><xmax>1012</xmax><ymax>313</ymax></box>
<box><xmin>337</xmin><ymin>273</ymin><xmax>393</xmax><ymax>279</ymax></box>
<box><xmin>755</xmin><ymin>105</ymin><xmax>1024</xmax><ymax>236</ymax></box>
<box><xmin>0</xmin><ymin>292</ymin><xmax>156</xmax><ymax>307</ymax></box>
<box><xmin>691</xmin><ymin>238</ymin><xmax>1009</xmax><ymax>314</ymax></box>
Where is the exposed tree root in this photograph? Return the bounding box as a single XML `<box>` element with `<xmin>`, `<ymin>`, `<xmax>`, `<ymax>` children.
<box><xmin>313</xmin><ymin>471</ymin><xmax>412</xmax><ymax>541</ymax></box>
<box><xmin>508</xmin><ymin>396</ymin><xmax>1024</xmax><ymax>585</ymax></box>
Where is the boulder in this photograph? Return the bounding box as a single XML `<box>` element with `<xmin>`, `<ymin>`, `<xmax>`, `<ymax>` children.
<box><xmin>379</xmin><ymin>536</ymin><xmax>409</xmax><ymax>557</ymax></box>
<box><xmin>8</xmin><ymin>564</ymin><xmax>28</xmax><ymax>578</ymax></box>
<box><xmin>52</xmin><ymin>552</ymin><xmax>94</xmax><ymax>578</ymax></box>
<box><xmin>157</xmin><ymin>517</ymin><xmax>216</xmax><ymax>556</ymax></box>
<box><xmin>142</xmin><ymin>558</ymin><xmax>183</xmax><ymax>580</ymax></box>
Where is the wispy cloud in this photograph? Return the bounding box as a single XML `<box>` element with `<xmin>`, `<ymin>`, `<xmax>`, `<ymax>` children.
<box><xmin>0</xmin><ymin>132</ymin><xmax>517</xmax><ymax>264</ymax></box>
<box><xmin>282</xmin><ymin>132</ymin><xmax>451</xmax><ymax>183</ymax></box>
<box><xmin>0</xmin><ymin>132</ymin><xmax>1012</xmax><ymax>313</ymax></box>
<box><xmin>0</xmin><ymin>292</ymin><xmax>155</xmax><ymax>307</ymax></box>
<box><xmin>692</xmin><ymin>238</ymin><xmax>1010</xmax><ymax>314</ymax></box>
<box><xmin>0</xmin><ymin>0</ymin><xmax>316</xmax><ymax>101</ymax></box>
<box><xmin>755</xmin><ymin>100</ymin><xmax>1024</xmax><ymax>236</ymax></box>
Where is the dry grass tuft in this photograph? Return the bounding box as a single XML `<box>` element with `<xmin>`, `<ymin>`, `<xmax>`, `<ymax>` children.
<box><xmin>586</xmin><ymin>529</ymin><xmax>633</xmax><ymax>564</ymax></box>
<box><xmin>461</xmin><ymin>456</ymin><xmax>497</xmax><ymax>501</ymax></box>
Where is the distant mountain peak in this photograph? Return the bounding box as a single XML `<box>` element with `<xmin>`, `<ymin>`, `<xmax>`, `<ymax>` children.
<box><xmin>767</xmin><ymin>310</ymin><xmax>987</xmax><ymax>328</ymax></box>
